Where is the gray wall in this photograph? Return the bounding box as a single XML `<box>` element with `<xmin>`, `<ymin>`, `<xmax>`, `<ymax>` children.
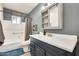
<box><xmin>29</xmin><ymin>3</ymin><xmax>79</xmax><ymax>55</ymax></box>
<box><xmin>28</xmin><ymin>4</ymin><xmax>43</xmax><ymax>34</ymax></box>
<box><xmin>29</xmin><ymin>3</ymin><xmax>79</xmax><ymax>35</ymax></box>
<box><xmin>3</xmin><ymin>8</ymin><xmax>27</xmax><ymax>22</ymax></box>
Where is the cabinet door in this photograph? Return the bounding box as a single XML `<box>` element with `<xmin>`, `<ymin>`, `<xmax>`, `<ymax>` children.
<box><xmin>30</xmin><ymin>42</ymin><xmax>36</xmax><ymax>56</ymax></box>
<box><xmin>48</xmin><ymin>3</ymin><xmax>63</xmax><ymax>29</ymax></box>
<box><xmin>35</xmin><ymin>44</ymin><xmax>45</xmax><ymax>56</ymax></box>
<box><xmin>46</xmin><ymin>52</ymin><xmax>56</xmax><ymax>56</ymax></box>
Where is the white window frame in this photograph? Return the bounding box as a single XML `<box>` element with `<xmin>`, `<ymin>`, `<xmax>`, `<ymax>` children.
<box><xmin>12</xmin><ymin>15</ymin><xmax>21</xmax><ymax>24</ymax></box>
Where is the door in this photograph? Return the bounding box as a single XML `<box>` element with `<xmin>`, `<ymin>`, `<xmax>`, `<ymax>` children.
<box><xmin>35</xmin><ymin>44</ymin><xmax>45</xmax><ymax>56</ymax></box>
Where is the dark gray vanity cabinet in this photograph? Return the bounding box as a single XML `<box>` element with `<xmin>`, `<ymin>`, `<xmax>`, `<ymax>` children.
<box><xmin>30</xmin><ymin>38</ymin><xmax>74</xmax><ymax>56</ymax></box>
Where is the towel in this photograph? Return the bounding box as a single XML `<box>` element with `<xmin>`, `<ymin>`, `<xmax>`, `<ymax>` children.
<box><xmin>0</xmin><ymin>21</ymin><xmax>5</xmax><ymax>46</ymax></box>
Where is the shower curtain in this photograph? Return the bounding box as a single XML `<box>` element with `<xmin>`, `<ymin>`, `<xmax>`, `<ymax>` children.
<box><xmin>0</xmin><ymin>21</ymin><xmax>5</xmax><ymax>46</ymax></box>
<box><xmin>25</xmin><ymin>17</ymin><xmax>32</xmax><ymax>41</ymax></box>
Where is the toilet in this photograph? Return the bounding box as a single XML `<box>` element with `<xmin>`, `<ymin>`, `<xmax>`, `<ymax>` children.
<box><xmin>21</xmin><ymin>39</ymin><xmax>30</xmax><ymax>53</ymax></box>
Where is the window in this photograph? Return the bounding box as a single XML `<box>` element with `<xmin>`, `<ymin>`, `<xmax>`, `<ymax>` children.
<box><xmin>12</xmin><ymin>15</ymin><xmax>21</xmax><ymax>24</ymax></box>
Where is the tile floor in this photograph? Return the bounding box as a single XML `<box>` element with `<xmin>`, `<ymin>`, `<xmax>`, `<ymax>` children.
<box><xmin>22</xmin><ymin>52</ymin><xmax>31</xmax><ymax>56</ymax></box>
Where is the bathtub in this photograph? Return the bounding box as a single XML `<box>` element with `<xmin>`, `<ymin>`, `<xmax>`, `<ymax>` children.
<box><xmin>0</xmin><ymin>20</ymin><xmax>28</xmax><ymax>52</ymax></box>
<box><xmin>0</xmin><ymin>39</ymin><xmax>30</xmax><ymax>52</ymax></box>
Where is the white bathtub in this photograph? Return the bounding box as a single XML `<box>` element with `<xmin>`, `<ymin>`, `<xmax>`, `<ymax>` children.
<box><xmin>0</xmin><ymin>20</ymin><xmax>27</xmax><ymax>52</ymax></box>
<box><xmin>0</xmin><ymin>39</ymin><xmax>30</xmax><ymax>52</ymax></box>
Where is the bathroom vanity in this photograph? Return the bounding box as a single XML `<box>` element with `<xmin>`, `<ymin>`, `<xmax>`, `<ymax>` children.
<box><xmin>30</xmin><ymin>34</ymin><xmax>77</xmax><ymax>56</ymax></box>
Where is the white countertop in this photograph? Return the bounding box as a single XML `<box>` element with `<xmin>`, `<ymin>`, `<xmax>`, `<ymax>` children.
<box><xmin>30</xmin><ymin>34</ymin><xmax>77</xmax><ymax>52</ymax></box>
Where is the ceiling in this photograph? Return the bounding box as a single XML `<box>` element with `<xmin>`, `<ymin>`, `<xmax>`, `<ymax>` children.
<box><xmin>2</xmin><ymin>3</ymin><xmax>38</xmax><ymax>14</ymax></box>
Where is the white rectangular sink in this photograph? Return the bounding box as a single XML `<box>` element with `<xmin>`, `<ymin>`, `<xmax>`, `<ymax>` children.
<box><xmin>30</xmin><ymin>34</ymin><xmax>77</xmax><ymax>52</ymax></box>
